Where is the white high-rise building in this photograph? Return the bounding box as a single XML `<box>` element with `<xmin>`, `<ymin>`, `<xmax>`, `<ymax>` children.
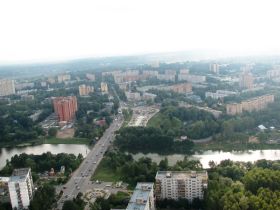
<box><xmin>8</xmin><ymin>168</ymin><xmax>34</xmax><ymax>210</ymax></box>
<box><xmin>126</xmin><ymin>183</ymin><xmax>155</xmax><ymax>210</ymax></box>
<box><xmin>155</xmin><ymin>171</ymin><xmax>208</xmax><ymax>201</ymax></box>
<box><xmin>0</xmin><ymin>79</ymin><xmax>15</xmax><ymax>96</ymax></box>
<box><xmin>100</xmin><ymin>82</ymin><xmax>108</xmax><ymax>93</ymax></box>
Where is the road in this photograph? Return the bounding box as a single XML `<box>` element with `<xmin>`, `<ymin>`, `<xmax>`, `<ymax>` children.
<box><xmin>55</xmin><ymin>113</ymin><xmax>124</xmax><ymax>209</ymax></box>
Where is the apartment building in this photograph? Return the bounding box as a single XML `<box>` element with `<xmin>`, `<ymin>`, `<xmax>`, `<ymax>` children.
<box><xmin>169</xmin><ymin>83</ymin><xmax>192</xmax><ymax>93</ymax></box>
<box><xmin>125</xmin><ymin>91</ymin><xmax>141</xmax><ymax>101</ymax></box>
<box><xmin>155</xmin><ymin>171</ymin><xmax>208</xmax><ymax>201</ymax></box>
<box><xmin>178</xmin><ymin>74</ymin><xmax>206</xmax><ymax>83</ymax></box>
<box><xmin>179</xmin><ymin>69</ymin><xmax>190</xmax><ymax>74</ymax></box>
<box><xmin>57</xmin><ymin>74</ymin><xmax>71</xmax><ymax>83</ymax></box>
<box><xmin>157</xmin><ymin>74</ymin><xmax>175</xmax><ymax>82</ymax></box>
<box><xmin>209</xmin><ymin>63</ymin><xmax>219</xmax><ymax>74</ymax></box>
<box><xmin>239</xmin><ymin>71</ymin><xmax>254</xmax><ymax>89</ymax></box>
<box><xmin>142</xmin><ymin>92</ymin><xmax>157</xmax><ymax>101</ymax></box>
<box><xmin>205</xmin><ymin>90</ymin><xmax>237</xmax><ymax>100</ymax></box>
<box><xmin>86</xmin><ymin>73</ymin><xmax>96</xmax><ymax>81</ymax></box>
<box><xmin>53</xmin><ymin>96</ymin><xmax>78</xmax><ymax>122</ymax></box>
<box><xmin>100</xmin><ymin>82</ymin><xmax>108</xmax><ymax>93</ymax></box>
<box><xmin>165</xmin><ymin>70</ymin><xmax>177</xmax><ymax>75</ymax></box>
<box><xmin>143</xmin><ymin>70</ymin><xmax>159</xmax><ymax>78</ymax></box>
<box><xmin>126</xmin><ymin>183</ymin><xmax>155</xmax><ymax>210</ymax></box>
<box><xmin>226</xmin><ymin>94</ymin><xmax>274</xmax><ymax>115</ymax></box>
<box><xmin>79</xmin><ymin>84</ymin><xmax>94</xmax><ymax>96</ymax></box>
<box><xmin>267</xmin><ymin>68</ymin><xmax>280</xmax><ymax>79</ymax></box>
<box><xmin>0</xmin><ymin>79</ymin><xmax>15</xmax><ymax>96</ymax></box>
<box><xmin>8</xmin><ymin>168</ymin><xmax>34</xmax><ymax>210</ymax></box>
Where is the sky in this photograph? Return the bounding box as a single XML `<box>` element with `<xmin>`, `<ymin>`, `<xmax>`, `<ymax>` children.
<box><xmin>1</xmin><ymin>0</ymin><xmax>280</xmax><ymax>64</ymax></box>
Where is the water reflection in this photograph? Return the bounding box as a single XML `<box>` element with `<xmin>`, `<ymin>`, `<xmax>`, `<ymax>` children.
<box><xmin>131</xmin><ymin>150</ymin><xmax>280</xmax><ymax>168</ymax></box>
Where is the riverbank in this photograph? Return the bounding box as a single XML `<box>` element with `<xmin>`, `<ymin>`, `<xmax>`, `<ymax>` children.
<box><xmin>0</xmin><ymin>137</ymin><xmax>91</xmax><ymax>148</ymax></box>
<box><xmin>193</xmin><ymin>140</ymin><xmax>280</xmax><ymax>152</ymax></box>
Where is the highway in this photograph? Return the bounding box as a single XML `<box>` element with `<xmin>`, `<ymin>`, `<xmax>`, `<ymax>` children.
<box><xmin>55</xmin><ymin>113</ymin><xmax>124</xmax><ymax>209</ymax></box>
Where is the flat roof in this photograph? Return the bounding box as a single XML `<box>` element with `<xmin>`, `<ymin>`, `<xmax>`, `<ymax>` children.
<box><xmin>126</xmin><ymin>183</ymin><xmax>153</xmax><ymax>210</ymax></box>
<box><xmin>9</xmin><ymin>168</ymin><xmax>31</xmax><ymax>182</ymax></box>
<box><xmin>156</xmin><ymin>171</ymin><xmax>208</xmax><ymax>179</ymax></box>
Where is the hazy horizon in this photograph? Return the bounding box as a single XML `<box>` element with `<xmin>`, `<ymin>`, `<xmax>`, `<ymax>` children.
<box><xmin>1</xmin><ymin>0</ymin><xmax>280</xmax><ymax>64</ymax></box>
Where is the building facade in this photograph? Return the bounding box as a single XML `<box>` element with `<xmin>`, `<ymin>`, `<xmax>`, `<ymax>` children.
<box><xmin>57</xmin><ymin>74</ymin><xmax>71</xmax><ymax>83</ymax></box>
<box><xmin>205</xmin><ymin>90</ymin><xmax>237</xmax><ymax>100</ymax></box>
<box><xmin>169</xmin><ymin>83</ymin><xmax>192</xmax><ymax>93</ymax></box>
<box><xmin>209</xmin><ymin>63</ymin><xmax>219</xmax><ymax>74</ymax></box>
<box><xmin>126</xmin><ymin>183</ymin><xmax>155</xmax><ymax>210</ymax></box>
<box><xmin>178</xmin><ymin>74</ymin><xmax>206</xmax><ymax>83</ymax></box>
<box><xmin>8</xmin><ymin>168</ymin><xmax>34</xmax><ymax>210</ymax></box>
<box><xmin>125</xmin><ymin>91</ymin><xmax>141</xmax><ymax>101</ymax></box>
<box><xmin>155</xmin><ymin>171</ymin><xmax>208</xmax><ymax>201</ymax></box>
<box><xmin>86</xmin><ymin>73</ymin><xmax>96</xmax><ymax>81</ymax></box>
<box><xmin>157</xmin><ymin>74</ymin><xmax>176</xmax><ymax>82</ymax></box>
<box><xmin>100</xmin><ymin>82</ymin><xmax>108</xmax><ymax>93</ymax></box>
<box><xmin>239</xmin><ymin>71</ymin><xmax>254</xmax><ymax>89</ymax></box>
<box><xmin>226</xmin><ymin>94</ymin><xmax>274</xmax><ymax>115</ymax></box>
<box><xmin>0</xmin><ymin>79</ymin><xmax>15</xmax><ymax>96</ymax></box>
<box><xmin>53</xmin><ymin>96</ymin><xmax>78</xmax><ymax>122</ymax></box>
<box><xmin>79</xmin><ymin>84</ymin><xmax>94</xmax><ymax>96</ymax></box>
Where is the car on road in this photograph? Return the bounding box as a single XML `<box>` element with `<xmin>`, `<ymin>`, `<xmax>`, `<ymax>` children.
<box><xmin>93</xmin><ymin>161</ymin><xmax>97</xmax><ymax>164</ymax></box>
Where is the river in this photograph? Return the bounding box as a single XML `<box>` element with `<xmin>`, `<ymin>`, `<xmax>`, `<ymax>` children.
<box><xmin>131</xmin><ymin>150</ymin><xmax>280</xmax><ymax>168</ymax></box>
<box><xmin>1</xmin><ymin>144</ymin><xmax>280</xmax><ymax>170</ymax></box>
<box><xmin>0</xmin><ymin>144</ymin><xmax>91</xmax><ymax>169</ymax></box>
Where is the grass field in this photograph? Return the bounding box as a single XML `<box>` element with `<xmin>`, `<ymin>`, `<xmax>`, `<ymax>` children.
<box><xmin>91</xmin><ymin>159</ymin><xmax>122</xmax><ymax>182</ymax></box>
<box><xmin>43</xmin><ymin>137</ymin><xmax>91</xmax><ymax>145</ymax></box>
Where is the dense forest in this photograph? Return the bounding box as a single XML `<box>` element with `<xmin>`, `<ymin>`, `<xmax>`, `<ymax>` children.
<box><xmin>0</xmin><ymin>152</ymin><xmax>83</xmax><ymax>178</ymax></box>
<box><xmin>115</xmin><ymin>127</ymin><xmax>194</xmax><ymax>154</ymax></box>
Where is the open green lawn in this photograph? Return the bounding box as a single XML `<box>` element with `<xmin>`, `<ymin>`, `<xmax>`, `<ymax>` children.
<box><xmin>43</xmin><ymin>137</ymin><xmax>91</xmax><ymax>145</ymax></box>
<box><xmin>91</xmin><ymin>159</ymin><xmax>122</xmax><ymax>182</ymax></box>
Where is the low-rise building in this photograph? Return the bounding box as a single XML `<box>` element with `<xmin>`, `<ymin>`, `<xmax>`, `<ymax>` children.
<box><xmin>126</xmin><ymin>183</ymin><xmax>155</xmax><ymax>210</ymax></box>
<box><xmin>155</xmin><ymin>171</ymin><xmax>208</xmax><ymax>201</ymax></box>
<box><xmin>125</xmin><ymin>92</ymin><xmax>141</xmax><ymax>101</ymax></box>
<box><xmin>142</xmin><ymin>93</ymin><xmax>157</xmax><ymax>101</ymax></box>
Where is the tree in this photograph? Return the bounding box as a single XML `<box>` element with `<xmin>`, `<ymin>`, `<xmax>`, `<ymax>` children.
<box><xmin>48</xmin><ymin>127</ymin><xmax>57</xmax><ymax>137</ymax></box>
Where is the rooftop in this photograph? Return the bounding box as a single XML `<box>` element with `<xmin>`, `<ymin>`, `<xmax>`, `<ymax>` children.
<box><xmin>9</xmin><ymin>168</ymin><xmax>31</xmax><ymax>182</ymax></box>
<box><xmin>126</xmin><ymin>183</ymin><xmax>153</xmax><ymax>210</ymax></box>
<box><xmin>156</xmin><ymin>171</ymin><xmax>208</xmax><ymax>179</ymax></box>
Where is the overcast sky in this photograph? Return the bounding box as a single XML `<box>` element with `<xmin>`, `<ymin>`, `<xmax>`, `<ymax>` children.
<box><xmin>1</xmin><ymin>0</ymin><xmax>280</xmax><ymax>64</ymax></box>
